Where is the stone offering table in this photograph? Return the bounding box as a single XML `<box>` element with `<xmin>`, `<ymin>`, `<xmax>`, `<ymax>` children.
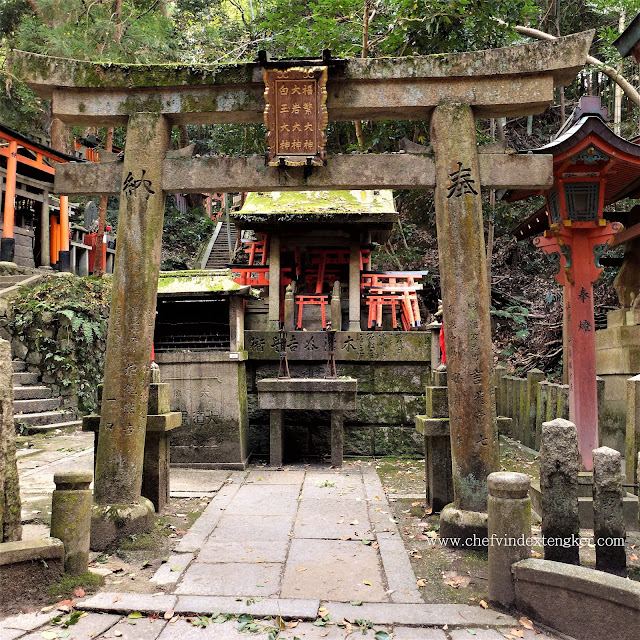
<box><xmin>257</xmin><ymin>378</ymin><xmax>357</xmax><ymax>466</ymax></box>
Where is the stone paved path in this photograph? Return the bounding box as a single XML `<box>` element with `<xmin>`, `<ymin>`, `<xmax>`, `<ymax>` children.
<box><xmin>4</xmin><ymin>453</ymin><xmax>570</xmax><ymax>639</ymax></box>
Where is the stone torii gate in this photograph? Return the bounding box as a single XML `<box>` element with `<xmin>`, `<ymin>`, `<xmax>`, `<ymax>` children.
<box><xmin>10</xmin><ymin>32</ymin><xmax>592</xmax><ymax>544</ymax></box>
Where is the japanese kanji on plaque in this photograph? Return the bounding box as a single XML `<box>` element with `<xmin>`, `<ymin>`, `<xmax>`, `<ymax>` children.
<box><xmin>263</xmin><ymin>65</ymin><xmax>328</xmax><ymax>167</ymax></box>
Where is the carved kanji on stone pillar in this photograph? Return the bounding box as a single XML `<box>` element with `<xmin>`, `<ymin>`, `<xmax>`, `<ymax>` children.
<box><xmin>535</xmin><ymin>221</ymin><xmax>621</xmax><ymax>470</ymax></box>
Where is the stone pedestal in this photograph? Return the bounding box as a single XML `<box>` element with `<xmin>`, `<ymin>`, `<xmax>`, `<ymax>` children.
<box><xmin>50</xmin><ymin>470</ymin><xmax>92</xmax><ymax>575</ymax></box>
<box><xmin>257</xmin><ymin>378</ymin><xmax>357</xmax><ymax>466</ymax></box>
<box><xmin>83</xmin><ymin>380</ymin><xmax>182</xmax><ymax>530</ymax></box>
<box><xmin>155</xmin><ymin>351</ymin><xmax>249</xmax><ymax>469</ymax></box>
<box><xmin>487</xmin><ymin>472</ymin><xmax>531</xmax><ymax>608</ymax></box>
<box><xmin>414</xmin><ymin>374</ymin><xmax>454</xmax><ymax>512</ymax></box>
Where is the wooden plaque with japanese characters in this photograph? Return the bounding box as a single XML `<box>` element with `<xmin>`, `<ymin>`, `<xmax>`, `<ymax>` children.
<box><xmin>263</xmin><ymin>66</ymin><xmax>328</xmax><ymax>167</ymax></box>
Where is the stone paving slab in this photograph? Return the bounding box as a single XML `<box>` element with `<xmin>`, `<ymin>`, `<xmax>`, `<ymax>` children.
<box><xmin>224</xmin><ymin>485</ymin><xmax>300</xmax><ymax>517</ymax></box>
<box><xmin>301</xmin><ymin>474</ymin><xmax>367</xmax><ymax>499</ymax></box>
<box><xmin>156</xmin><ymin>619</ymin><xmax>271</xmax><ymax>640</ymax></box>
<box><xmin>170</xmin><ymin>469</ymin><xmax>230</xmax><ymax>494</ymax></box>
<box><xmin>279</xmin><ymin>623</ymin><xmax>388</xmax><ymax>639</ymax></box>
<box><xmin>198</xmin><ymin>515</ymin><xmax>293</xmax><ymax>563</ymax></box>
<box><xmin>449</xmin><ymin>630</ymin><xmax>508</xmax><ymax>640</ymax></box>
<box><xmin>322</xmin><ymin>603</ymin><xmax>517</xmax><ymax>627</ymax></box>
<box><xmin>245</xmin><ymin>470</ymin><xmax>306</xmax><ymax>485</ymax></box>
<box><xmin>77</xmin><ymin>593</ymin><xmax>178</xmax><ymax>614</ymax></box>
<box><xmin>280</xmin><ymin>539</ymin><xmax>388</xmax><ymax>602</ymax></box>
<box><xmin>150</xmin><ymin>553</ymin><xmax>194</xmax><ymax>585</ymax></box>
<box><xmin>0</xmin><ymin>629</ymin><xmax>28</xmax><ymax>640</ymax></box>
<box><xmin>1</xmin><ymin>612</ymin><xmax>55</xmax><ymax>631</ymax></box>
<box><xmin>173</xmin><ymin>596</ymin><xmax>319</xmax><ymax>618</ymax></box>
<box><xmin>375</xmin><ymin>537</ymin><xmax>423</xmax><ymax>604</ymax></box>
<box><xmin>391</xmin><ymin>628</ymin><xmax>448</xmax><ymax>640</ymax></box>
<box><xmin>173</xmin><ymin>482</ymin><xmax>242</xmax><ymax>553</ymax></box>
<box><xmin>20</xmin><ymin>613</ymin><xmax>120</xmax><ymax>640</ymax></box>
<box><xmin>175</xmin><ymin>562</ymin><xmax>282</xmax><ymax>597</ymax></box>
<box><xmin>294</xmin><ymin>497</ymin><xmax>371</xmax><ymax>540</ymax></box>
<box><xmin>102</xmin><ymin>618</ymin><xmax>167</xmax><ymax>640</ymax></box>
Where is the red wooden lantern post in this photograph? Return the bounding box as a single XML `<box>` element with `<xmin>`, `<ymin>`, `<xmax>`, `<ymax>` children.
<box><xmin>535</xmin><ymin>219</ymin><xmax>620</xmax><ymax>469</ymax></box>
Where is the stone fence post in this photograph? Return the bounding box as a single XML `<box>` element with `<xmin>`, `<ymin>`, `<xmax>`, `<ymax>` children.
<box><xmin>540</xmin><ymin>418</ymin><xmax>580</xmax><ymax>565</ymax></box>
<box><xmin>593</xmin><ymin>446</ymin><xmax>626</xmax><ymax>576</ymax></box>
<box><xmin>50</xmin><ymin>470</ymin><xmax>92</xmax><ymax>575</ymax></box>
<box><xmin>488</xmin><ymin>472</ymin><xmax>531</xmax><ymax>608</ymax></box>
<box><xmin>526</xmin><ymin>369</ymin><xmax>544</xmax><ymax>449</ymax></box>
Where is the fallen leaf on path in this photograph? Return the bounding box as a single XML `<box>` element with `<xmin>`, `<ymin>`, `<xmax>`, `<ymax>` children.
<box><xmin>519</xmin><ymin>617</ymin><xmax>534</xmax><ymax>630</ymax></box>
<box><xmin>163</xmin><ymin>611</ymin><xmax>174</xmax><ymax>620</ymax></box>
<box><xmin>114</xmin><ymin>632</ymin><xmax>123</xmax><ymax>638</ymax></box>
<box><xmin>363</xmin><ymin>580</ymin><xmax>373</xmax><ymax>586</ymax></box>
<box><xmin>112</xmin><ymin>596</ymin><xmax>121</xmax><ymax>603</ymax></box>
<box><xmin>509</xmin><ymin>629</ymin><xmax>524</xmax><ymax>638</ymax></box>
<box><xmin>296</xmin><ymin>566</ymin><xmax>307</xmax><ymax>572</ymax></box>
<box><xmin>350</xmin><ymin>520</ymin><xmax>359</xmax><ymax>525</ymax></box>
<box><xmin>631</xmin><ymin>554</ymin><xmax>638</xmax><ymax>562</ymax></box>
<box><xmin>479</xmin><ymin>600</ymin><xmax>488</xmax><ymax>609</ymax></box>
<box><xmin>255</xmin><ymin>559</ymin><xmax>266</xmax><ymax>563</ymax></box>
<box><xmin>416</xmin><ymin>579</ymin><xmax>427</xmax><ymax>587</ymax></box>
<box><xmin>73</xmin><ymin>588</ymin><xmax>85</xmax><ymax>598</ymax></box>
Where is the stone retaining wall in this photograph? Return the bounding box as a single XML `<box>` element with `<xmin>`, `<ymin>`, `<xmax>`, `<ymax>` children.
<box><xmin>513</xmin><ymin>558</ymin><xmax>640</xmax><ymax>640</ymax></box>
<box><xmin>246</xmin><ymin>331</ymin><xmax>431</xmax><ymax>459</ymax></box>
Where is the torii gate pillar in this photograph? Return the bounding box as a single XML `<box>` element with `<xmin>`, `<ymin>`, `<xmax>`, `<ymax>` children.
<box><xmin>431</xmin><ymin>104</ymin><xmax>499</xmax><ymax>542</ymax></box>
<box><xmin>91</xmin><ymin>112</ymin><xmax>171</xmax><ymax>549</ymax></box>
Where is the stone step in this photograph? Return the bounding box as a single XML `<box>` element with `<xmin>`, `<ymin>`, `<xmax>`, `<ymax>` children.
<box><xmin>13</xmin><ymin>385</ymin><xmax>53</xmax><ymax>400</ymax></box>
<box><xmin>14</xmin><ymin>409</ymin><xmax>76</xmax><ymax>428</ymax></box>
<box><xmin>0</xmin><ymin>275</ymin><xmax>31</xmax><ymax>287</ymax></box>
<box><xmin>12</xmin><ymin>360</ymin><xmax>26</xmax><ymax>373</ymax></box>
<box><xmin>18</xmin><ymin>420</ymin><xmax>82</xmax><ymax>435</ymax></box>
<box><xmin>14</xmin><ymin>371</ymin><xmax>38</xmax><ymax>386</ymax></box>
<box><xmin>14</xmin><ymin>397</ymin><xmax>61</xmax><ymax>413</ymax></box>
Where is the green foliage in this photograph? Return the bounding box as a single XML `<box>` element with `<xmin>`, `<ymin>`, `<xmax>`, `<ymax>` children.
<box><xmin>161</xmin><ymin>201</ymin><xmax>217</xmax><ymax>270</ymax></box>
<box><xmin>491</xmin><ymin>304</ymin><xmax>530</xmax><ymax>341</ymax></box>
<box><xmin>10</xmin><ymin>276</ymin><xmax>111</xmax><ymax>413</ymax></box>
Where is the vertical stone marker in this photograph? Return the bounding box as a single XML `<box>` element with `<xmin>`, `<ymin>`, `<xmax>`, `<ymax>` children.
<box><xmin>431</xmin><ymin>103</ymin><xmax>499</xmax><ymax>541</ymax></box>
<box><xmin>592</xmin><ymin>446</ymin><xmax>626</xmax><ymax>576</ymax></box>
<box><xmin>539</xmin><ymin>418</ymin><xmax>580</xmax><ymax>564</ymax></box>
<box><xmin>92</xmin><ymin>112</ymin><xmax>171</xmax><ymax>547</ymax></box>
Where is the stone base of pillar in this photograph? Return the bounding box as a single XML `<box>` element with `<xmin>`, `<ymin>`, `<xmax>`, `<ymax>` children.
<box><xmin>439</xmin><ymin>505</ymin><xmax>488</xmax><ymax>549</ymax></box>
<box><xmin>90</xmin><ymin>498</ymin><xmax>154</xmax><ymax>551</ymax></box>
<box><xmin>0</xmin><ymin>238</ymin><xmax>15</xmax><ymax>263</ymax></box>
<box><xmin>58</xmin><ymin>250</ymin><xmax>71</xmax><ymax>273</ymax></box>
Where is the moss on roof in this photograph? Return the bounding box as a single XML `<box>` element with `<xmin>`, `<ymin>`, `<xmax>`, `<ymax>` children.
<box><xmin>239</xmin><ymin>190</ymin><xmax>396</xmax><ymax>215</ymax></box>
<box><xmin>157</xmin><ymin>269</ymin><xmax>256</xmax><ymax>297</ymax></box>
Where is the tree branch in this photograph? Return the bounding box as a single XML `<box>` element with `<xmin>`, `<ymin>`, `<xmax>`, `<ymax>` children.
<box><xmin>502</xmin><ymin>21</ymin><xmax>640</xmax><ymax>110</ymax></box>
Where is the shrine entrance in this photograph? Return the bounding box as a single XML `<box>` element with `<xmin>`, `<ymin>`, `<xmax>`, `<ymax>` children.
<box><xmin>10</xmin><ymin>30</ymin><xmax>593</xmax><ymax>543</ymax></box>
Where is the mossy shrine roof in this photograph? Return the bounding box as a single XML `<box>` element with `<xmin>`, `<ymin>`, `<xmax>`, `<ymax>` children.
<box><xmin>230</xmin><ymin>189</ymin><xmax>398</xmax><ymax>229</ymax></box>
<box><xmin>157</xmin><ymin>270</ymin><xmax>257</xmax><ymax>298</ymax></box>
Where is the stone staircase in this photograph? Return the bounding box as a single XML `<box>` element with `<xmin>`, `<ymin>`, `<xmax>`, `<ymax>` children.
<box><xmin>13</xmin><ymin>360</ymin><xmax>80</xmax><ymax>435</ymax></box>
<box><xmin>204</xmin><ymin>221</ymin><xmax>238</xmax><ymax>269</ymax></box>
<box><xmin>0</xmin><ymin>273</ymin><xmax>42</xmax><ymax>297</ymax></box>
